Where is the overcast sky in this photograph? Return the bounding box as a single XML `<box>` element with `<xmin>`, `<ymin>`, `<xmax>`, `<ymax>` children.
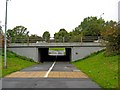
<box><xmin>0</xmin><ymin>0</ymin><xmax>119</xmax><ymax>37</ymax></box>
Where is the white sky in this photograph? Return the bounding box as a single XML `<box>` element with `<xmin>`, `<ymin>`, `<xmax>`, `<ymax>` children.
<box><xmin>0</xmin><ymin>0</ymin><xmax>119</xmax><ymax>37</ymax></box>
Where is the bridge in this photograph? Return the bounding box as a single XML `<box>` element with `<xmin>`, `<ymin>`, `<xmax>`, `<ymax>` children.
<box><xmin>8</xmin><ymin>42</ymin><xmax>105</xmax><ymax>62</ymax></box>
<box><xmin>9</xmin><ymin>42</ymin><xmax>104</xmax><ymax>47</ymax></box>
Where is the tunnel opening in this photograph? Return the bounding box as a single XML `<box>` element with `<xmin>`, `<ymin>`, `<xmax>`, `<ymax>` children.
<box><xmin>38</xmin><ymin>48</ymin><xmax>71</xmax><ymax>62</ymax></box>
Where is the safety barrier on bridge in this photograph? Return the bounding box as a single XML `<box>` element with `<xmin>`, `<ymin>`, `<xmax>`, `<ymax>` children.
<box><xmin>7</xmin><ymin>36</ymin><xmax>105</xmax><ymax>44</ymax></box>
<box><xmin>7</xmin><ymin>36</ymin><xmax>105</xmax><ymax>62</ymax></box>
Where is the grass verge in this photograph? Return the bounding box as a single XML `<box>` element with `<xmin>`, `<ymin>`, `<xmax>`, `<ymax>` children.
<box><xmin>49</xmin><ymin>48</ymin><xmax>65</xmax><ymax>51</ymax></box>
<box><xmin>72</xmin><ymin>50</ymin><xmax>119</xmax><ymax>89</ymax></box>
<box><xmin>0</xmin><ymin>50</ymin><xmax>38</xmax><ymax>77</ymax></box>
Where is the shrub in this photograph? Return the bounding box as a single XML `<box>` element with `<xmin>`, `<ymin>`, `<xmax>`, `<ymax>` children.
<box><xmin>101</xmin><ymin>21</ymin><xmax>120</xmax><ymax>56</ymax></box>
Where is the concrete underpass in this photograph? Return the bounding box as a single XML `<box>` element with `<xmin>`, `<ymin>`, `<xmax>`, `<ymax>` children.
<box><xmin>4</xmin><ymin>43</ymin><xmax>104</xmax><ymax>88</ymax></box>
<box><xmin>8</xmin><ymin>42</ymin><xmax>105</xmax><ymax>62</ymax></box>
<box><xmin>38</xmin><ymin>48</ymin><xmax>71</xmax><ymax>62</ymax></box>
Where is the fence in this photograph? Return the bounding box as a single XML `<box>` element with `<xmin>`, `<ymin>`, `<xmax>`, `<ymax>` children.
<box><xmin>7</xmin><ymin>36</ymin><xmax>104</xmax><ymax>44</ymax></box>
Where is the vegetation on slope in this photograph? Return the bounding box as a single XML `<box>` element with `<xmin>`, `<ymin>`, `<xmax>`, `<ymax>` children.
<box><xmin>73</xmin><ymin>50</ymin><xmax>119</xmax><ymax>89</ymax></box>
<box><xmin>0</xmin><ymin>50</ymin><xmax>38</xmax><ymax>77</ymax></box>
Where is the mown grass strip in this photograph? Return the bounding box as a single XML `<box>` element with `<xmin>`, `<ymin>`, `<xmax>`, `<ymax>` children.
<box><xmin>72</xmin><ymin>50</ymin><xmax>119</xmax><ymax>89</ymax></box>
<box><xmin>49</xmin><ymin>48</ymin><xmax>65</xmax><ymax>51</ymax></box>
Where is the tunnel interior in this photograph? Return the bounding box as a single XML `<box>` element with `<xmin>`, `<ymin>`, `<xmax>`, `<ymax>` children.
<box><xmin>38</xmin><ymin>48</ymin><xmax>71</xmax><ymax>62</ymax></box>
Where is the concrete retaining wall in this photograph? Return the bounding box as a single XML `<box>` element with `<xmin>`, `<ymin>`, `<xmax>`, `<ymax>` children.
<box><xmin>71</xmin><ymin>47</ymin><xmax>104</xmax><ymax>62</ymax></box>
<box><xmin>8</xmin><ymin>46</ymin><xmax>104</xmax><ymax>62</ymax></box>
<box><xmin>8</xmin><ymin>47</ymin><xmax>38</xmax><ymax>62</ymax></box>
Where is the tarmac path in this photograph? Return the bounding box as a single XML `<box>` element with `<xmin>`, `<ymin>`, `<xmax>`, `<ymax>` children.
<box><xmin>2</xmin><ymin>61</ymin><xmax>102</xmax><ymax>88</ymax></box>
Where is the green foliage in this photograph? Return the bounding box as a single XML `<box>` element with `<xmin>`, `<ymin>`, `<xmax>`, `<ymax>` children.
<box><xmin>42</xmin><ymin>31</ymin><xmax>50</xmax><ymax>42</ymax></box>
<box><xmin>54</xmin><ymin>28</ymin><xmax>69</xmax><ymax>42</ymax></box>
<box><xmin>69</xmin><ymin>28</ymin><xmax>82</xmax><ymax>42</ymax></box>
<box><xmin>7</xmin><ymin>26</ymin><xmax>29</xmax><ymax>43</ymax></box>
<box><xmin>29</xmin><ymin>34</ymin><xmax>43</xmax><ymax>43</ymax></box>
<box><xmin>101</xmin><ymin>21</ymin><xmax>120</xmax><ymax>55</ymax></box>
<box><xmin>69</xmin><ymin>34</ymin><xmax>82</xmax><ymax>42</ymax></box>
<box><xmin>0</xmin><ymin>25</ymin><xmax>3</xmax><ymax>34</ymax></box>
<box><xmin>0</xmin><ymin>26</ymin><xmax>4</xmax><ymax>47</ymax></box>
<box><xmin>49</xmin><ymin>48</ymin><xmax>65</xmax><ymax>51</ymax></box>
<box><xmin>80</xmin><ymin>16</ymin><xmax>105</xmax><ymax>36</ymax></box>
<box><xmin>73</xmin><ymin>50</ymin><xmax>119</xmax><ymax>88</ymax></box>
<box><xmin>63</xmin><ymin>16</ymin><xmax>105</xmax><ymax>42</ymax></box>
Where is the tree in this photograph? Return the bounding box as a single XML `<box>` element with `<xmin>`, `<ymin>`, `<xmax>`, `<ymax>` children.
<box><xmin>54</xmin><ymin>32</ymin><xmax>59</xmax><ymax>42</ymax></box>
<box><xmin>29</xmin><ymin>34</ymin><xmax>43</xmax><ymax>43</ymax></box>
<box><xmin>69</xmin><ymin>27</ymin><xmax>82</xmax><ymax>42</ymax></box>
<box><xmin>0</xmin><ymin>25</ymin><xmax>4</xmax><ymax>47</ymax></box>
<box><xmin>42</xmin><ymin>31</ymin><xmax>50</xmax><ymax>42</ymax></box>
<box><xmin>7</xmin><ymin>26</ymin><xmax>29</xmax><ymax>43</ymax></box>
<box><xmin>80</xmin><ymin>16</ymin><xmax>105</xmax><ymax>36</ymax></box>
<box><xmin>54</xmin><ymin>28</ymin><xmax>69</xmax><ymax>42</ymax></box>
<box><xmin>0</xmin><ymin>25</ymin><xmax>2</xmax><ymax>34</ymax></box>
<box><xmin>67</xmin><ymin>16</ymin><xmax>106</xmax><ymax>42</ymax></box>
<box><xmin>101</xmin><ymin>20</ymin><xmax>119</xmax><ymax>55</ymax></box>
<box><xmin>7</xmin><ymin>29</ymin><xmax>14</xmax><ymax>43</ymax></box>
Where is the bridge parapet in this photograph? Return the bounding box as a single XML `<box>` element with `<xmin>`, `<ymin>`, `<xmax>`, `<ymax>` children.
<box><xmin>8</xmin><ymin>42</ymin><xmax>105</xmax><ymax>48</ymax></box>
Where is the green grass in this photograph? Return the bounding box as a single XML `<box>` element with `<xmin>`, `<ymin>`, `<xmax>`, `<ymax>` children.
<box><xmin>0</xmin><ymin>50</ymin><xmax>38</xmax><ymax>77</ymax></box>
<box><xmin>49</xmin><ymin>48</ymin><xmax>65</xmax><ymax>51</ymax></box>
<box><xmin>72</xmin><ymin>50</ymin><xmax>119</xmax><ymax>89</ymax></box>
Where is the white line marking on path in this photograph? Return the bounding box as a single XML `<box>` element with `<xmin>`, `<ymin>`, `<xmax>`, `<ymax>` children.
<box><xmin>44</xmin><ymin>61</ymin><xmax>56</xmax><ymax>78</ymax></box>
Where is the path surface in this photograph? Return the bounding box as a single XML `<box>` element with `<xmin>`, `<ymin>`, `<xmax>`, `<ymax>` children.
<box><xmin>2</xmin><ymin>62</ymin><xmax>101</xmax><ymax>88</ymax></box>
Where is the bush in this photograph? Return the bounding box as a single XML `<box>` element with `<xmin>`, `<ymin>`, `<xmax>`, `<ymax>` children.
<box><xmin>101</xmin><ymin>21</ymin><xmax>120</xmax><ymax>56</ymax></box>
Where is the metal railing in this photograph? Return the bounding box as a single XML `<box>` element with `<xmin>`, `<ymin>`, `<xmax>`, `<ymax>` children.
<box><xmin>7</xmin><ymin>36</ymin><xmax>104</xmax><ymax>44</ymax></box>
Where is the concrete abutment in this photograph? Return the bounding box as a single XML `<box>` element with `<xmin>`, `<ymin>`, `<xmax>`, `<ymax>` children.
<box><xmin>8</xmin><ymin>46</ymin><xmax>104</xmax><ymax>62</ymax></box>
